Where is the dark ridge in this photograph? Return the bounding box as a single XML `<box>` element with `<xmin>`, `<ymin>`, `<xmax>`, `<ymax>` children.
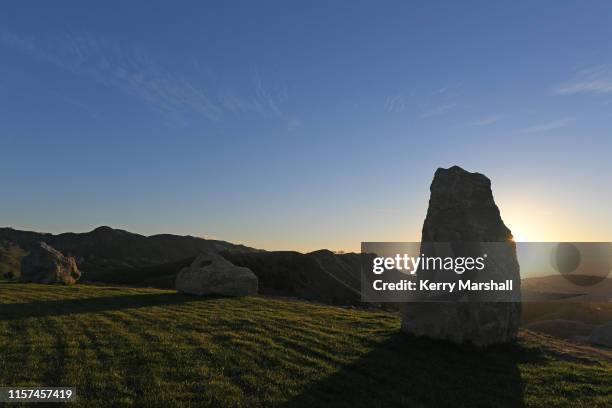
<box><xmin>0</xmin><ymin>226</ymin><xmax>259</xmax><ymax>274</ymax></box>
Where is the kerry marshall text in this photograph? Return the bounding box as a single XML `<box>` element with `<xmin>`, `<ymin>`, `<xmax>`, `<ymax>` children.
<box><xmin>372</xmin><ymin>279</ymin><xmax>514</xmax><ymax>293</ymax></box>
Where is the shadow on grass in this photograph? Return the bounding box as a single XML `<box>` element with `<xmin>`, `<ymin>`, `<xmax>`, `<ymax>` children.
<box><xmin>0</xmin><ymin>293</ymin><xmax>208</xmax><ymax>321</ymax></box>
<box><xmin>281</xmin><ymin>333</ymin><xmax>543</xmax><ymax>408</ymax></box>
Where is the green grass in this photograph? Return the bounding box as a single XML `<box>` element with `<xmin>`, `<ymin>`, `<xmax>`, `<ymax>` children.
<box><xmin>0</xmin><ymin>283</ymin><xmax>610</xmax><ymax>407</ymax></box>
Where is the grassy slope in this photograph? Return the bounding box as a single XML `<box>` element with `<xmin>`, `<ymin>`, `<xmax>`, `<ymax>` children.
<box><xmin>0</xmin><ymin>283</ymin><xmax>610</xmax><ymax>407</ymax></box>
<box><xmin>522</xmin><ymin>302</ymin><xmax>612</xmax><ymax>340</ymax></box>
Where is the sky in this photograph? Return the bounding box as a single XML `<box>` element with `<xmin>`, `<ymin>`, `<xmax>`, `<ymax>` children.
<box><xmin>1</xmin><ymin>1</ymin><xmax>611</xmax><ymax>252</ymax></box>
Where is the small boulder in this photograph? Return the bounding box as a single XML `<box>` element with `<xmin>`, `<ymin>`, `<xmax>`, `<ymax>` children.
<box><xmin>590</xmin><ymin>322</ymin><xmax>612</xmax><ymax>348</ymax></box>
<box><xmin>20</xmin><ymin>242</ymin><xmax>81</xmax><ymax>285</ymax></box>
<box><xmin>176</xmin><ymin>252</ymin><xmax>258</xmax><ymax>296</ymax></box>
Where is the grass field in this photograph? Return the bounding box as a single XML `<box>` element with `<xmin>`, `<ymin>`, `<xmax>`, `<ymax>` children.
<box><xmin>0</xmin><ymin>283</ymin><xmax>610</xmax><ymax>407</ymax></box>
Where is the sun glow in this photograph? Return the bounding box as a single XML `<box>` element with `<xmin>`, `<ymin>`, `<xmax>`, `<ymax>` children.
<box><xmin>510</xmin><ymin>229</ymin><xmax>532</xmax><ymax>243</ymax></box>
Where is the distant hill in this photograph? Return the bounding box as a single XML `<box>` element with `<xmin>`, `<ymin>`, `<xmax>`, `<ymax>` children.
<box><xmin>522</xmin><ymin>274</ymin><xmax>612</xmax><ymax>302</ymax></box>
<box><xmin>0</xmin><ymin>226</ymin><xmax>259</xmax><ymax>273</ymax></box>
<box><xmin>84</xmin><ymin>249</ymin><xmax>370</xmax><ymax>305</ymax></box>
<box><xmin>223</xmin><ymin>250</ymin><xmax>367</xmax><ymax>304</ymax></box>
<box><xmin>520</xmin><ymin>274</ymin><xmax>612</xmax><ymax>341</ymax></box>
<box><xmin>0</xmin><ymin>242</ymin><xmax>26</xmax><ymax>280</ymax></box>
<box><xmin>0</xmin><ymin>226</ymin><xmax>369</xmax><ymax>305</ymax></box>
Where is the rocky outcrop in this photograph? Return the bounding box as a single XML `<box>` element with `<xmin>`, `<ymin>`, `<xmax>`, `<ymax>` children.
<box><xmin>590</xmin><ymin>322</ymin><xmax>612</xmax><ymax>348</ymax></box>
<box><xmin>401</xmin><ymin>166</ymin><xmax>521</xmax><ymax>346</ymax></box>
<box><xmin>20</xmin><ymin>242</ymin><xmax>80</xmax><ymax>285</ymax></box>
<box><xmin>46</xmin><ymin>245</ymin><xmax>364</xmax><ymax>304</ymax></box>
<box><xmin>176</xmin><ymin>252</ymin><xmax>258</xmax><ymax>296</ymax></box>
<box><xmin>223</xmin><ymin>250</ymin><xmax>365</xmax><ymax>304</ymax></box>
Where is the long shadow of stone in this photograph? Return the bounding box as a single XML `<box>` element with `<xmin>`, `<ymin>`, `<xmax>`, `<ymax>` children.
<box><xmin>281</xmin><ymin>332</ymin><xmax>543</xmax><ymax>408</ymax></box>
<box><xmin>0</xmin><ymin>293</ymin><xmax>210</xmax><ymax>321</ymax></box>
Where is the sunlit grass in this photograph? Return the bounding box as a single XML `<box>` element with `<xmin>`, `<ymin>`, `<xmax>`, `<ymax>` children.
<box><xmin>0</xmin><ymin>283</ymin><xmax>610</xmax><ymax>407</ymax></box>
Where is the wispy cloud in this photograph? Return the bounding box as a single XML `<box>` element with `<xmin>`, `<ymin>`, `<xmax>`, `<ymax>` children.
<box><xmin>384</xmin><ymin>94</ymin><xmax>409</xmax><ymax>113</ymax></box>
<box><xmin>0</xmin><ymin>31</ymin><xmax>296</xmax><ymax>126</ymax></box>
<box><xmin>384</xmin><ymin>83</ymin><xmax>461</xmax><ymax>118</ymax></box>
<box><xmin>419</xmin><ymin>83</ymin><xmax>462</xmax><ymax>118</ymax></box>
<box><xmin>515</xmin><ymin>118</ymin><xmax>573</xmax><ymax>134</ymax></box>
<box><xmin>470</xmin><ymin>114</ymin><xmax>503</xmax><ymax>126</ymax></box>
<box><xmin>0</xmin><ymin>31</ymin><xmax>222</xmax><ymax>121</ymax></box>
<box><xmin>50</xmin><ymin>90</ymin><xmax>100</xmax><ymax>120</ymax></box>
<box><xmin>420</xmin><ymin>103</ymin><xmax>456</xmax><ymax>118</ymax></box>
<box><xmin>285</xmin><ymin>115</ymin><xmax>301</xmax><ymax>131</ymax></box>
<box><xmin>553</xmin><ymin>66</ymin><xmax>612</xmax><ymax>95</ymax></box>
<box><xmin>218</xmin><ymin>71</ymin><xmax>298</xmax><ymax>130</ymax></box>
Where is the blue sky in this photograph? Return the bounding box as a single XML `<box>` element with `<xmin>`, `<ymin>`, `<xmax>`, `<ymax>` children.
<box><xmin>1</xmin><ymin>1</ymin><xmax>611</xmax><ymax>251</ymax></box>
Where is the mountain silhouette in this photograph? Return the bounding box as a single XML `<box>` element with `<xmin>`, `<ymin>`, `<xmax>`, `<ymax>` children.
<box><xmin>0</xmin><ymin>226</ymin><xmax>257</xmax><ymax>272</ymax></box>
<box><xmin>0</xmin><ymin>226</ymin><xmax>369</xmax><ymax>305</ymax></box>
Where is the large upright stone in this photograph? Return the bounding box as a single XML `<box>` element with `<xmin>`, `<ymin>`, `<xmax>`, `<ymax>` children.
<box><xmin>20</xmin><ymin>242</ymin><xmax>81</xmax><ymax>285</ymax></box>
<box><xmin>176</xmin><ymin>252</ymin><xmax>258</xmax><ymax>296</ymax></box>
<box><xmin>401</xmin><ymin>166</ymin><xmax>521</xmax><ymax>346</ymax></box>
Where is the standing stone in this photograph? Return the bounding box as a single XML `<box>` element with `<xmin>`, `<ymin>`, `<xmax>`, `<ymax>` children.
<box><xmin>20</xmin><ymin>242</ymin><xmax>81</xmax><ymax>285</ymax></box>
<box><xmin>176</xmin><ymin>252</ymin><xmax>258</xmax><ymax>296</ymax></box>
<box><xmin>401</xmin><ymin>166</ymin><xmax>521</xmax><ymax>346</ymax></box>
